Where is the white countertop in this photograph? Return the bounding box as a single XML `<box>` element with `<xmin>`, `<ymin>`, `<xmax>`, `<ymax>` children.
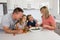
<box><xmin>55</xmin><ymin>19</ymin><xmax>60</xmax><ymax>23</ymax></box>
<box><xmin>0</xmin><ymin>29</ymin><xmax>60</xmax><ymax>40</ymax></box>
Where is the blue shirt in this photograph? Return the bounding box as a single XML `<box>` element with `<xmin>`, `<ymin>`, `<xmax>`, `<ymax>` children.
<box><xmin>27</xmin><ymin>20</ymin><xmax>36</xmax><ymax>27</ymax></box>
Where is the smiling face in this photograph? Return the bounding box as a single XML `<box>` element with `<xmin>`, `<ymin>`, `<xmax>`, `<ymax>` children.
<box><xmin>22</xmin><ymin>16</ymin><xmax>27</xmax><ymax>22</ymax></box>
<box><xmin>28</xmin><ymin>16</ymin><xmax>34</xmax><ymax>21</ymax></box>
<box><xmin>12</xmin><ymin>7</ymin><xmax>24</xmax><ymax>20</ymax></box>
<box><xmin>40</xmin><ymin>6</ymin><xmax>49</xmax><ymax>15</ymax></box>
<box><xmin>40</xmin><ymin>8</ymin><xmax>47</xmax><ymax>15</ymax></box>
<box><xmin>13</xmin><ymin>12</ymin><xmax>23</xmax><ymax>20</ymax></box>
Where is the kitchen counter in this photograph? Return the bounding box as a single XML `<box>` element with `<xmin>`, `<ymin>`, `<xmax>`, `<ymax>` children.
<box><xmin>0</xmin><ymin>29</ymin><xmax>60</xmax><ymax>40</ymax></box>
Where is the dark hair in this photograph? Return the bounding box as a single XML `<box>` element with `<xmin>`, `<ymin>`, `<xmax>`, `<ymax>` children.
<box><xmin>13</xmin><ymin>7</ymin><xmax>24</xmax><ymax>14</ymax></box>
<box><xmin>27</xmin><ymin>15</ymin><xmax>31</xmax><ymax>20</ymax></box>
<box><xmin>40</xmin><ymin>6</ymin><xmax>47</xmax><ymax>11</ymax></box>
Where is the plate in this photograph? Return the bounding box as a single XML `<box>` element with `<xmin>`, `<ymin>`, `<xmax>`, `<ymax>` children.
<box><xmin>29</xmin><ymin>27</ymin><xmax>41</xmax><ymax>32</ymax></box>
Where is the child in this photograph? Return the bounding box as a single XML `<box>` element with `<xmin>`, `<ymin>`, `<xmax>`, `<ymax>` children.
<box><xmin>15</xmin><ymin>14</ymin><xmax>27</xmax><ymax>33</ymax></box>
<box><xmin>27</xmin><ymin>15</ymin><xmax>39</xmax><ymax>28</ymax></box>
<box><xmin>40</xmin><ymin>6</ymin><xmax>56</xmax><ymax>30</ymax></box>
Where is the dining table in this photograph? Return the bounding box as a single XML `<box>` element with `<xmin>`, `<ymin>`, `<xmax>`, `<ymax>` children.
<box><xmin>0</xmin><ymin>27</ymin><xmax>60</xmax><ymax>40</ymax></box>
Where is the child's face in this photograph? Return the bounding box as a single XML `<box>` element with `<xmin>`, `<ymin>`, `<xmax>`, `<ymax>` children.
<box><xmin>22</xmin><ymin>16</ymin><xmax>26</xmax><ymax>22</ymax></box>
<box><xmin>29</xmin><ymin>16</ymin><xmax>34</xmax><ymax>21</ymax></box>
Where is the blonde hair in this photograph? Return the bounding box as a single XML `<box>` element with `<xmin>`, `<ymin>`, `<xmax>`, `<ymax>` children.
<box><xmin>40</xmin><ymin>6</ymin><xmax>50</xmax><ymax>19</ymax></box>
<box><xmin>19</xmin><ymin>15</ymin><xmax>26</xmax><ymax>25</ymax></box>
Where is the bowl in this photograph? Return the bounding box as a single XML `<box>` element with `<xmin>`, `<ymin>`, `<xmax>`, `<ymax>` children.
<box><xmin>29</xmin><ymin>27</ymin><xmax>41</xmax><ymax>32</ymax></box>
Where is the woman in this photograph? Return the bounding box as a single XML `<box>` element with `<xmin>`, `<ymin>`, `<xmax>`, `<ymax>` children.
<box><xmin>40</xmin><ymin>6</ymin><xmax>56</xmax><ymax>30</ymax></box>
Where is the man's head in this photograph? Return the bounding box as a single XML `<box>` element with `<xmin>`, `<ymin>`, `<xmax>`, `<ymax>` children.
<box><xmin>12</xmin><ymin>7</ymin><xmax>24</xmax><ymax>20</ymax></box>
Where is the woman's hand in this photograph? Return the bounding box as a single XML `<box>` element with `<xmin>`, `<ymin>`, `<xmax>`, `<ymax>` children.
<box><xmin>43</xmin><ymin>25</ymin><xmax>50</xmax><ymax>29</ymax></box>
<box><xmin>43</xmin><ymin>24</ymin><xmax>55</xmax><ymax>30</ymax></box>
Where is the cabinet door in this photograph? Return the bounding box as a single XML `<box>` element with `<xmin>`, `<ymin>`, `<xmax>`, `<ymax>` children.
<box><xmin>0</xmin><ymin>4</ymin><xmax>3</xmax><ymax>24</ymax></box>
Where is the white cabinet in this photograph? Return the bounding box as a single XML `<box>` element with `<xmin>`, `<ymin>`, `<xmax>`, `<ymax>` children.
<box><xmin>14</xmin><ymin>0</ymin><xmax>49</xmax><ymax>9</ymax></box>
<box><xmin>0</xmin><ymin>0</ymin><xmax>7</xmax><ymax>2</ymax></box>
<box><xmin>0</xmin><ymin>4</ymin><xmax>3</xmax><ymax>24</ymax></box>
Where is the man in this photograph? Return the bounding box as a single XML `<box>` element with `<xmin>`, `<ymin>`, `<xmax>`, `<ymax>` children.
<box><xmin>1</xmin><ymin>7</ymin><xmax>23</xmax><ymax>34</ymax></box>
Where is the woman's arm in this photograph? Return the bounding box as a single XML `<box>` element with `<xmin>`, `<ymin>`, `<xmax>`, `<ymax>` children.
<box><xmin>43</xmin><ymin>24</ymin><xmax>56</xmax><ymax>30</ymax></box>
<box><xmin>43</xmin><ymin>16</ymin><xmax>56</xmax><ymax>30</ymax></box>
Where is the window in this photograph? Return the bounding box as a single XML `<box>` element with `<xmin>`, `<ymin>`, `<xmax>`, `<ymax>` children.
<box><xmin>0</xmin><ymin>3</ymin><xmax>7</xmax><ymax>23</ymax></box>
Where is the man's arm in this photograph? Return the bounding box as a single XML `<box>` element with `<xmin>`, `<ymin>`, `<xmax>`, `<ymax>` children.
<box><xmin>3</xmin><ymin>26</ymin><xmax>17</xmax><ymax>34</ymax></box>
<box><xmin>3</xmin><ymin>26</ymin><xmax>23</xmax><ymax>34</ymax></box>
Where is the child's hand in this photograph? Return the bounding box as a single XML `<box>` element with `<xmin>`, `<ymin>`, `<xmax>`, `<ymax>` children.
<box><xmin>29</xmin><ymin>25</ymin><xmax>32</xmax><ymax>28</ymax></box>
<box><xmin>35</xmin><ymin>24</ymin><xmax>39</xmax><ymax>27</ymax></box>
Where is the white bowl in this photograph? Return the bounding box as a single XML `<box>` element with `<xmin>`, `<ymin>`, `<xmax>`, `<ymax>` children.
<box><xmin>29</xmin><ymin>27</ymin><xmax>41</xmax><ymax>32</ymax></box>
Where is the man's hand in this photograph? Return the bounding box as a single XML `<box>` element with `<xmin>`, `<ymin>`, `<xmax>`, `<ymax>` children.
<box><xmin>3</xmin><ymin>26</ymin><xmax>18</xmax><ymax>34</ymax></box>
<box><xmin>12</xmin><ymin>30</ymin><xmax>23</xmax><ymax>36</ymax></box>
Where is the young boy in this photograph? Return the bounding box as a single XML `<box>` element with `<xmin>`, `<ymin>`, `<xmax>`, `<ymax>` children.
<box><xmin>27</xmin><ymin>15</ymin><xmax>38</xmax><ymax>28</ymax></box>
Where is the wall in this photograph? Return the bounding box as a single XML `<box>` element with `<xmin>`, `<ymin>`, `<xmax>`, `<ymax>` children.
<box><xmin>0</xmin><ymin>0</ymin><xmax>7</xmax><ymax>29</ymax></box>
<box><xmin>0</xmin><ymin>0</ymin><xmax>59</xmax><ymax>29</ymax></box>
<box><xmin>49</xmin><ymin>0</ymin><xmax>59</xmax><ymax>16</ymax></box>
<box><xmin>0</xmin><ymin>0</ymin><xmax>7</xmax><ymax>3</ymax></box>
<box><xmin>7</xmin><ymin>0</ymin><xmax>59</xmax><ymax>16</ymax></box>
